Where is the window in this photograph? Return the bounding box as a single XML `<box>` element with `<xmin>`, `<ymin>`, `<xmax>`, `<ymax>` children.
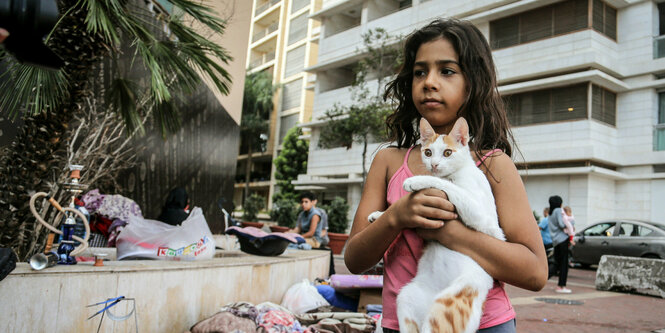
<box><xmin>490</xmin><ymin>0</ymin><xmax>616</xmax><ymax>49</ymax></box>
<box><xmin>505</xmin><ymin>84</ymin><xmax>587</xmax><ymax>126</ymax></box>
<box><xmin>279</xmin><ymin>113</ymin><xmax>299</xmax><ymax>144</ymax></box>
<box><xmin>657</xmin><ymin>3</ymin><xmax>665</xmax><ymax>58</ymax></box>
<box><xmin>291</xmin><ymin>0</ymin><xmax>309</xmax><ymax>13</ymax></box>
<box><xmin>583</xmin><ymin>222</ymin><xmax>615</xmax><ymax>236</ymax></box>
<box><xmin>617</xmin><ymin>223</ymin><xmax>656</xmax><ymax>237</ymax></box>
<box><xmin>281</xmin><ymin>79</ymin><xmax>303</xmax><ymax>111</ymax></box>
<box><xmin>592</xmin><ymin>0</ymin><xmax>617</xmax><ymax>40</ymax></box>
<box><xmin>592</xmin><ymin>85</ymin><xmax>616</xmax><ymax>126</ymax></box>
<box><xmin>284</xmin><ymin>45</ymin><xmax>306</xmax><ymax>78</ymax></box>
<box><xmin>656</xmin><ymin>92</ymin><xmax>665</xmax><ymax>151</ymax></box>
<box><xmin>288</xmin><ymin>13</ymin><xmax>308</xmax><ymax>45</ymax></box>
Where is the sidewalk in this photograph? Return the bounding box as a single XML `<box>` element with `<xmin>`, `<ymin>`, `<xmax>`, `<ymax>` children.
<box><xmin>333</xmin><ymin>256</ymin><xmax>665</xmax><ymax>332</ymax></box>
<box><xmin>507</xmin><ymin>267</ymin><xmax>665</xmax><ymax>333</ymax></box>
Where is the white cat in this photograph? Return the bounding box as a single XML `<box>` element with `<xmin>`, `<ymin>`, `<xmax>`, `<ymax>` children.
<box><xmin>369</xmin><ymin>117</ymin><xmax>505</xmax><ymax>333</ymax></box>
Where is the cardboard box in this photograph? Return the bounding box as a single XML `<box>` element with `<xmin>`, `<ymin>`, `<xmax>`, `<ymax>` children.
<box><xmin>357</xmin><ymin>288</ymin><xmax>382</xmax><ymax>313</ymax></box>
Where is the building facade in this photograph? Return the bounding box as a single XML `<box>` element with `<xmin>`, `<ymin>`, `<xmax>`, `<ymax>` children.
<box><xmin>296</xmin><ymin>0</ymin><xmax>665</xmax><ymax>230</ymax></box>
<box><xmin>234</xmin><ymin>0</ymin><xmax>322</xmax><ymax>210</ymax></box>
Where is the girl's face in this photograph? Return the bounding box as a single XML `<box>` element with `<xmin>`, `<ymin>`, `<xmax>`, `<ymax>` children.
<box><xmin>411</xmin><ymin>37</ymin><xmax>467</xmax><ymax>134</ymax></box>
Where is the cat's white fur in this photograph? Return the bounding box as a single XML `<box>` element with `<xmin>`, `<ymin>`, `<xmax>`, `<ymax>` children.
<box><xmin>369</xmin><ymin>117</ymin><xmax>505</xmax><ymax>333</ymax></box>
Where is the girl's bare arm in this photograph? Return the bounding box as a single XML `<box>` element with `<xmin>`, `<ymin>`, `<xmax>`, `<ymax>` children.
<box><xmin>418</xmin><ymin>153</ymin><xmax>548</xmax><ymax>291</ymax></box>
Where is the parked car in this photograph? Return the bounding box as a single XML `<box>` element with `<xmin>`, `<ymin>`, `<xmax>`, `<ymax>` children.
<box><xmin>570</xmin><ymin>219</ymin><xmax>665</xmax><ymax>267</ymax></box>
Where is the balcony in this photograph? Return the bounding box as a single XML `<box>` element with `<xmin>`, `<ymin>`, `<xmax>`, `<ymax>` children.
<box><xmin>493</xmin><ymin>30</ymin><xmax>619</xmax><ymax>83</ymax></box>
<box><xmin>654</xmin><ymin>35</ymin><xmax>665</xmax><ymax>59</ymax></box>
<box><xmin>318</xmin><ymin>25</ymin><xmax>362</xmax><ymax>65</ymax></box>
<box><xmin>255</xmin><ymin>0</ymin><xmax>281</xmax><ymax>17</ymax></box>
<box><xmin>249</xmin><ymin>51</ymin><xmax>276</xmax><ymax>69</ymax></box>
<box><xmin>252</xmin><ymin>22</ymin><xmax>279</xmax><ymax>43</ymax></box>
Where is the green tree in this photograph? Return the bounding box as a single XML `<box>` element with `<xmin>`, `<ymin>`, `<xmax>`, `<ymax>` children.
<box><xmin>320</xmin><ymin>197</ymin><xmax>350</xmax><ymax>234</ymax></box>
<box><xmin>0</xmin><ymin>0</ymin><xmax>232</xmax><ymax>260</ymax></box>
<box><xmin>240</xmin><ymin>70</ymin><xmax>277</xmax><ymax>203</ymax></box>
<box><xmin>318</xmin><ymin>28</ymin><xmax>402</xmax><ymax>184</ymax></box>
<box><xmin>273</xmin><ymin>126</ymin><xmax>308</xmax><ymax>204</ymax></box>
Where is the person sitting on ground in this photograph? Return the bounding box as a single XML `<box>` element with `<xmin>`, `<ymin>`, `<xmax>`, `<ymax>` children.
<box><xmin>290</xmin><ymin>192</ymin><xmax>326</xmax><ymax>248</ymax></box>
<box><xmin>158</xmin><ymin>187</ymin><xmax>190</xmax><ymax>226</ymax></box>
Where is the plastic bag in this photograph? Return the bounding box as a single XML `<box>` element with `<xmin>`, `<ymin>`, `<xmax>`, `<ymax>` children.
<box><xmin>116</xmin><ymin>207</ymin><xmax>215</xmax><ymax>260</ymax></box>
<box><xmin>281</xmin><ymin>279</ymin><xmax>330</xmax><ymax>314</ymax></box>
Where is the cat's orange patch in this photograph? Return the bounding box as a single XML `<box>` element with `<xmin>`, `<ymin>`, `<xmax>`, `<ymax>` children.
<box><xmin>424</xmin><ymin>134</ymin><xmax>439</xmax><ymax>146</ymax></box>
<box><xmin>427</xmin><ymin>286</ymin><xmax>478</xmax><ymax>332</ymax></box>
<box><xmin>403</xmin><ymin>318</ymin><xmax>420</xmax><ymax>333</ymax></box>
<box><xmin>442</xmin><ymin>135</ymin><xmax>460</xmax><ymax>151</ymax></box>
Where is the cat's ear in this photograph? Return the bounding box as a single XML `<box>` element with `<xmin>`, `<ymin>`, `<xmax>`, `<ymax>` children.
<box><xmin>419</xmin><ymin>118</ymin><xmax>436</xmax><ymax>142</ymax></box>
<box><xmin>450</xmin><ymin>117</ymin><xmax>469</xmax><ymax>146</ymax></box>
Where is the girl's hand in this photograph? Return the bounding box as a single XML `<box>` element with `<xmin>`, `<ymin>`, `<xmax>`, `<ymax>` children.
<box><xmin>416</xmin><ymin>219</ymin><xmax>465</xmax><ymax>244</ymax></box>
<box><xmin>0</xmin><ymin>28</ymin><xmax>8</xmax><ymax>44</ymax></box>
<box><xmin>387</xmin><ymin>188</ymin><xmax>457</xmax><ymax>230</ymax></box>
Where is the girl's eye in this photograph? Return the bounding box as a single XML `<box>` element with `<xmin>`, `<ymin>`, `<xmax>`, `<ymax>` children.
<box><xmin>443</xmin><ymin>149</ymin><xmax>452</xmax><ymax>157</ymax></box>
<box><xmin>414</xmin><ymin>70</ymin><xmax>426</xmax><ymax>77</ymax></box>
<box><xmin>424</xmin><ymin>149</ymin><xmax>432</xmax><ymax>157</ymax></box>
<box><xmin>441</xmin><ymin>68</ymin><xmax>456</xmax><ymax>76</ymax></box>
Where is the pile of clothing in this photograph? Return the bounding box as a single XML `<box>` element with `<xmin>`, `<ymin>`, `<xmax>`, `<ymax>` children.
<box><xmin>82</xmin><ymin>189</ymin><xmax>143</xmax><ymax>247</ymax></box>
<box><xmin>187</xmin><ymin>302</ymin><xmax>376</xmax><ymax>333</ymax></box>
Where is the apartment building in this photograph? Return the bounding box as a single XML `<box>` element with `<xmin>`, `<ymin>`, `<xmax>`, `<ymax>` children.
<box><xmin>234</xmin><ymin>0</ymin><xmax>322</xmax><ymax>209</ymax></box>
<box><xmin>296</xmin><ymin>0</ymin><xmax>665</xmax><ymax>230</ymax></box>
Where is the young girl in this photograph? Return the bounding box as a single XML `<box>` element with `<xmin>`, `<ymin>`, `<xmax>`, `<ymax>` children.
<box><xmin>344</xmin><ymin>19</ymin><xmax>548</xmax><ymax>332</ymax></box>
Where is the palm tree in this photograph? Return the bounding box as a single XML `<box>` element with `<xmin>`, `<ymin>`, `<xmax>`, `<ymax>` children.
<box><xmin>240</xmin><ymin>70</ymin><xmax>276</xmax><ymax>204</ymax></box>
<box><xmin>0</xmin><ymin>0</ymin><xmax>232</xmax><ymax>260</ymax></box>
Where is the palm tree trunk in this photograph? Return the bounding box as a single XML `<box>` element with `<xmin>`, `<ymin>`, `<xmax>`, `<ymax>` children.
<box><xmin>244</xmin><ymin>140</ymin><xmax>253</xmax><ymax>204</ymax></box>
<box><xmin>361</xmin><ymin>134</ymin><xmax>368</xmax><ymax>188</ymax></box>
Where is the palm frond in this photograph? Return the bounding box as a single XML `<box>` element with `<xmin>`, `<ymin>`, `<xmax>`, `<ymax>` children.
<box><xmin>0</xmin><ymin>60</ymin><xmax>69</xmax><ymax>120</ymax></box>
<box><xmin>154</xmin><ymin>100</ymin><xmax>182</xmax><ymax>138</ymax></box>
<box><xmin>107</xmin><ymin>77</ymin><xmax>144</xmax><ymax>135</ymax></box>
<box><xmin>167</xmin><ymin>0</ymin><xmax>226</xmax><ymax>34</ymax></box>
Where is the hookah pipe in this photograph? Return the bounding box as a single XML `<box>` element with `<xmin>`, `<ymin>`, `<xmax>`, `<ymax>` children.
<box><xmin>29</xmin><ymin>165</ymin><xmax>90</xmax><ymax>264</ymax></box>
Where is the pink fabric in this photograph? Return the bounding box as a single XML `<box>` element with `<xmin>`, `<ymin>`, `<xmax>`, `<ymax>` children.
<box><xmin>381</xmin><ymin>147</ymin><xmax>515</xmax><ymax>330</ymax></box>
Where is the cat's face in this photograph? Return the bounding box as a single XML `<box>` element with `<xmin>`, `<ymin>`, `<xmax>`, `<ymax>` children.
<box><xmin>419</xmin><ymin>117</ymin><xmax>470</xmax><ymax>177</ymax></box>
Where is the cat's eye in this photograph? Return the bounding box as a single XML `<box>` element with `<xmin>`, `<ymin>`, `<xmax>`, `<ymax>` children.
<box><xmin>424</xmin><ymin>149</ymin><xmax>432</xmax><ymax>157</ymax></box>
<box><xmin>443</xmin><ymin>149</ymin><xmax>452</xmax><ymax>157</ymax></box>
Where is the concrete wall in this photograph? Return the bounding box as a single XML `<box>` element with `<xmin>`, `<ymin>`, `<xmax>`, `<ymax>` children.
<box><xmin>0</xmin><ymin>250</ymin><xmax>329</xmax><ymax>332</ymax></box>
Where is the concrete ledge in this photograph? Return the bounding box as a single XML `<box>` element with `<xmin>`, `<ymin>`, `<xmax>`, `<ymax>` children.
<box><xmin>0</xmin><ymin>249</ymin><xmax>330</xmax><ymax>332</ymax></box>
<box><xmin>595</xmin><ymin>255</ymin><xmax>665</xmax><ymax>298</ymax></box>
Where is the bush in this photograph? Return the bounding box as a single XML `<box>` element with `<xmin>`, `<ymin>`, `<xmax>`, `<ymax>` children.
<box><xmin>243</xmin><ymin>194</ymin><xmax>264</xmax><ymax>222</ymax></box>
<box><xmin>321</xmin><ymin>197</ymin><xmax>349</xmax><ymax>234</ymax></box>
<box><xmin>270</xmin><ymin>198</ymin><xmax>299</xmax><ymax>228</ymax></box>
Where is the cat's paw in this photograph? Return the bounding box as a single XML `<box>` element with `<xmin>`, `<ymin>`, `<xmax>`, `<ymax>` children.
<box><xmin>368</xmin><ymin>211</ymin><xmax>383</xmax><ymax>223</ymax></box>
<box><xmin>403</xmin><ymin>177</ymin><xmax>424</xmax><ymax>192</ymax></box>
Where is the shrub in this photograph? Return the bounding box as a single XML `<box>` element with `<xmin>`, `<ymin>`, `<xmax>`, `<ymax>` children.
<box><xmin>270</xmin><ymin>198</ymin><xmax>299</xmax><ymax>228</ymax></box>
<box><xmin>243</xmin><ymin>194</ymin><xmax>264</xmax><ymax>222</ymax></box>
<box><xmin>322</xmin><ymin>197</ymin><xmax>350</xmax><ymax>234</ymax></box>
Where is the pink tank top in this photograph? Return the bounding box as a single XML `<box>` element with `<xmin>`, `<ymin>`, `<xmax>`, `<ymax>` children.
<box><xmin>382</xmin><ymin>147</ymin><xmax>515</xmax><ymax>330</ymax></box>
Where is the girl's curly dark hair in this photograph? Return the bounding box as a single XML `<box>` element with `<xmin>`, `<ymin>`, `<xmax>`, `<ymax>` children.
<box><xmin>384</xmin><ymin>18</ymin><xmax>515</xmax><ymax>158</ymax></box>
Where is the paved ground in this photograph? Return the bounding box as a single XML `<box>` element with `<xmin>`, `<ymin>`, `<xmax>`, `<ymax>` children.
<box><xmin>333</xmin><ymin>255</ymin><xmax>665</xmax><ymax>332</ymax></box>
